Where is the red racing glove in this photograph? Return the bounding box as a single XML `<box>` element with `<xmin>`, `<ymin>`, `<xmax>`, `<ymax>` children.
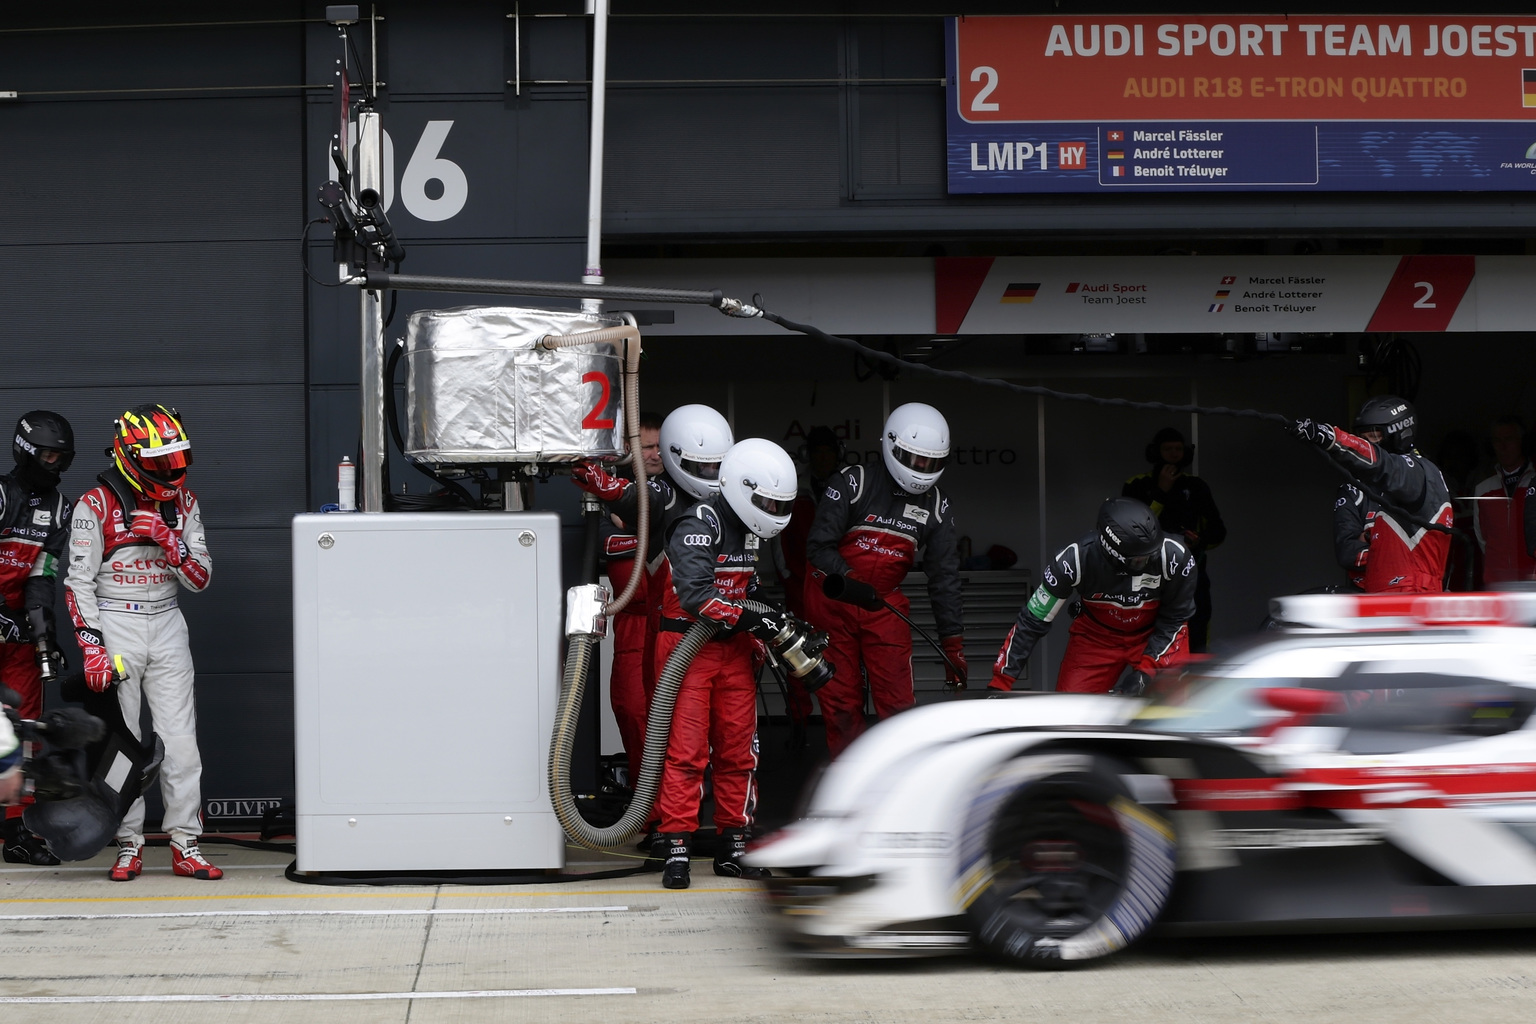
<box><xmin>569</xmin><ymin>461</ymin><xmax>626</xmax><ymax>502</ymax></box>
<box><xmin>76</xmin><ymin>628</ymin><xmax>118</xmax><ymax>692</ymax></box>
<box><xmin>129</xmin><ymin>509</ymin><xmax>187</xmax><ymax>566</ymax></box>
<box><xmin>942</xmin><ymin>635</ymin><xmax>968</xmax><ymax>691</ymax></box>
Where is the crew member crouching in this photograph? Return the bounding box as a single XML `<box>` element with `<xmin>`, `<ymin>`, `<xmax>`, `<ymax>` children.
<box><xmin>653</xmin><ymin>438</ymin><xmax>797</xmax><ymax>890</ymax></box>
<box><xmin>990</xmin><ymin>497</ymin><xmax>1196</xmax><ymax>696</ymax></box>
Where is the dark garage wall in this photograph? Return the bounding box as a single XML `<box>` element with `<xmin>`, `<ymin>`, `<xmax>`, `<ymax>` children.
<box><xmin>0</xmin><ymin>9</ymin><xmax>307</xmax><ymax>820</ymax></box>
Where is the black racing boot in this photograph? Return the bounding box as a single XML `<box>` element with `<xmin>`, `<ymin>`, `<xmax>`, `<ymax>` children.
<box><xmin>713</xmin><ymin>827</ymin><xmax>771</xmax><ymax>880</ymax></box>
<box><xmin>1</xmin><ymin>819</ymin><xmax>61</xmax><ymax>866</ymax></box>
<box><xmin>660</xmin><ymin>832</ymin><xmax>691</xmax><ymax>889</ymax></box>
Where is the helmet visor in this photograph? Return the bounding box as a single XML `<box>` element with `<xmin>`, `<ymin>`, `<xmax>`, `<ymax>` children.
<box><xmin>893</xmin><ymin>446</ymin><xmax>947</xmax><ymax>475</ymax></box>
<box><xmin>1123</xmin><ymin>553</ymin><xmax>1153</xmax><ymax>573</ymax></box>
<box><xmin>751</xmin><ymin>492</ymin><xmax>795</xmax><ymax>517</ymax></box>
<box><xmin>679</xmin><ymin>456</ymin><xmax>720</xmax><ymax>481</ymax></box>
<box><xmin>137</xmin><ymin>440</ymin><xmax>192</xmax><ymax>479</ymax></box>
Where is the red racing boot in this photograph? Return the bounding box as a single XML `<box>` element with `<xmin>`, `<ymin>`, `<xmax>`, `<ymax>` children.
<box><xmin>109</xmin><ymin>842</ymin><xmax>143</xmax><ymax>881</ymax></box>
<box><xmin>170</xmin><ymin>838</ymin><xmax>223</xmax><ymax>880</ymax></box>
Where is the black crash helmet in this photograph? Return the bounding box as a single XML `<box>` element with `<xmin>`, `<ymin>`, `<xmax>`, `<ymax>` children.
<box><xmin>1353</xmin><ymin>396</ymin><xmax>1416</xmax><ymax>454</ymax></box>
<box><xmin>1097</xmin><ymin>497</ymin><xmax>1162</xmax><ymax>574</ymax></box>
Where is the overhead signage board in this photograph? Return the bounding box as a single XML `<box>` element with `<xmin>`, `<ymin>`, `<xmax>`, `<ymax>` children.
<box><xmin>608</xmin><ymin>256</ymin><xmax>1536</xmax><ymax>335</ymax></box>
<box><xmin>946</xmin><ymin>15</ymin><xmax>1536</xmax><ymax>192</ymax></box>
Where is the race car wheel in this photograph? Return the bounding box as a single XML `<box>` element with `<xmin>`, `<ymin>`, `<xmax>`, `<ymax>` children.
<box><xmin>955</xmin><ymin>751</ymin><xmax>1176</xmax><ymax>969</ymax></box>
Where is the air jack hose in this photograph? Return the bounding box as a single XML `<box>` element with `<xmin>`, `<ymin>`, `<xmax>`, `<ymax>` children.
<box><xmin>549</xmin><ymin>599</ymin><xmax>780</xmax><ymax>850</ymax></box>
<box><xmin>751</xmin><ymin>307</ymin><xmax>1464</xmax><ymax>553</ymax></box>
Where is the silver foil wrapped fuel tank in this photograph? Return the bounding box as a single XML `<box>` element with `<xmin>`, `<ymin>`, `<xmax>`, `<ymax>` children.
<box><xmin>404</xmin><ymin>305</ymin><xmax>626</xmax><ymax>465</ymax></box>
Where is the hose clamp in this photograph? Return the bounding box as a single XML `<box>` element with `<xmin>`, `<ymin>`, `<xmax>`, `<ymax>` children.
<box><xmin>565</xmin><ymin>584</ymin><xmax>611</xmax><ymax>639</ymax></box>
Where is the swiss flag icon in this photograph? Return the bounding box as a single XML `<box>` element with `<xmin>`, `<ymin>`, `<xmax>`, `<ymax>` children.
<box><xmin>1107</xmin><ymin>130</ymin><xmax>1124</xmax><ymax>142</ymax></box>
<box><xmin>1220</xmin><ymin>276</ymin><xmax>1236</xmax><ymax>285</ymax></box>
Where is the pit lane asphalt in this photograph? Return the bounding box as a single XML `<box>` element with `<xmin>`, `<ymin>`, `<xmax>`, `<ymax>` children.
<box><xmin>3</xmin><ymin>844</ymin><xmax>1534</xmax><ymax>1024</ymax></box>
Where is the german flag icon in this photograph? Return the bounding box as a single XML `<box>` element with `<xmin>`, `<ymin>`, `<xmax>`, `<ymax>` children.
<box><xmin>1001</xmin><ymin>283</ymin><xmax>1040</xmax><ymax>304</ymax></box>
<box><xmin>1523</xmin><ymin>68</ymin><xmax>1536</xmax><ymax>107</ymax></box>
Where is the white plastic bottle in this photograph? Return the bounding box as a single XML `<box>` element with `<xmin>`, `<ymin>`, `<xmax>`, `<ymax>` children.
<box><xmin>338</xmin><ymin>457</ymin><xmax>357</xmax><ymax>511</ymax></box>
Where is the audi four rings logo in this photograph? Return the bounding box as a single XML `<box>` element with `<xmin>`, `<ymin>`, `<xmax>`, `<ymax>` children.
<box><xmin>682</xmin><ymin>533</ymin><xmax>711</xmax><ymax>547</ymax></box>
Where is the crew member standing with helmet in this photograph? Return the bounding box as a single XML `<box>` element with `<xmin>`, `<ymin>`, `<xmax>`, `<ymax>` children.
<box><xmin>990</xmin><ymin>498</ymin><xmax>1196</xmax><ymax>696</ymax></box>
<box><xmin>570</xmin><ymin>405</ymin><xmax>733</xmax><ymax>794</ymax></box>
<box><xmin>803</xmin><ymin>403</ymin><xmax>965</xmax><ymax>759</ymax></box>
<box><xmin>65</xmin><ymin>405</ymin><xmax>219</xmax><ymax>881</ymax></box>
<box><xmin>1122</xmin><ymin>427</ymin><xmax>1225</xmax><ymax>652</ymax></box>
<box><xmin>0</xmin><ymin>412</ymin><xmax>74</xmax><ymax>865</ymax></box>
<box><xmin>654</xmin><ymin>438</ymin><xmax>799</xmax><ymax>889</ymax></box>
<box><xmin>1295</xmin><ymin>396</ymin><xmax>1453</xmax><ymax>593</ymax></box>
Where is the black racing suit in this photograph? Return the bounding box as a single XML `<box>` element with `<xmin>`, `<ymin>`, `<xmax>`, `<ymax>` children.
<box><xmin>0</xmin><ymin>472</ymin><xmax>70</xmax><ymax>724</ymax></box>
<box><xmin>991</xmin><ymin>533</ymin><xmax>1196</xmax><ymax>694</ymax></box>
<box><xmin>1122</xmin><ymin>470</ymin><xmax>1225</xmax><ymax>652</ymax></box>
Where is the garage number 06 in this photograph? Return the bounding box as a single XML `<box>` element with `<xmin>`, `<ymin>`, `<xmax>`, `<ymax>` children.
<box><xmin>332</xmin><ymin>120</ymin><xmax>469</xmax><ymax>222</ymax></box>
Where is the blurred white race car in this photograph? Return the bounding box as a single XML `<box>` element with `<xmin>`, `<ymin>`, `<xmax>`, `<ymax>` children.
<box><xmin>747</xmin><ymin>592</ymin><xmax>1536</xmax><ymax>968</ymax></box>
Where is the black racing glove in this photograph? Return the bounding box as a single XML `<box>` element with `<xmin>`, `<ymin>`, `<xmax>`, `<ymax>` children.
<box><xmin>822</xmin><ymin>574</ymin><xmax>884</xmax><ymax>611</ymax></box>
<box><xmin>0</xmin><ymin>606</ymin><xmax>29</xmax><ymax>645</ymax></box>
<box><xmin>1109</xmin><ymin>667</ymin><xmax>1150</xmax><ymax>698</ymax></box>
<box><xmin>1292</xmin><ymin>417</ymin><xmax>1337</xmax><ymax>450</ymax></box>
<box><xmin>734</xmin><ymin>607</ymin><xmax>788</xmax><ymax>643</ymax></box>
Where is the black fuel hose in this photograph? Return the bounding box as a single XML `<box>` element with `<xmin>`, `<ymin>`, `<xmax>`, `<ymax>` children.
<box><xmin>755</xmin><ymin>307</ymin><xmax>1465</xmax><ymax>556</ymax></box>
<box><xmin>548</xmin><ymin>598</ymin><xmax>783</xmax><ymax>850</ymax></box>
<box><xmin>822</xmin><ymin>574</ymin><xmax>964</xmax><ymax>684</ymax></box>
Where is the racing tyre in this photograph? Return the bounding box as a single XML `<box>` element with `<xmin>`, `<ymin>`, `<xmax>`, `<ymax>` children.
<box><xmin>956</xmin><ymin>751</ymin><xmax>1176</xmax><ymax>969</ymax></box>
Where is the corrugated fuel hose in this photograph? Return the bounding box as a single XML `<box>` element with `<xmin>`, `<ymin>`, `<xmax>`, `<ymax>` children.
<box><xmin>549</xmin><ymin>599</ymin><xmax>780</xmax><ymax>850</ymax></box>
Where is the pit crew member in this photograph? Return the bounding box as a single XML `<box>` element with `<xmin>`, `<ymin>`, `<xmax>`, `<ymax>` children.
<box><xmin>1294</xmin><ymin>396</ymin><xmax>1453</xmax><ymax>594</ymax></box>
<box><xmin>0</xmin><ymin>411</ymin><xmax>74</xmax><ymax>864</ymax></box>
<box><xmin>571</xmin><ymin>405</ymin><xmax>733</xmax><ymax>797</ymax></box>
<box><xmin>653</xmin><ymin>438</ymin><xmax>797</xmax><ymax>889</ymax></box>
<box><xmin>776</xmin><ymin>425</ymin><xmax>845</xmax><ymax>741</ymax></box>
<box><xmin>1471</xmin><ymin>416</ymin><xmax>1534</xmax><ymax>584</ymax></box>
<box><xmin>1122</xmin><ymin>427</ymin><xmax>1225</xmax><ymax>652</ymax></box>
<box><xmin>802</xmin><ymin>404</ymin><xmax>964</xmax><ymax>758</ymax></box>
<box><xmin>1333</xmin><ymin>484</ymin><xmax>1379</xmax><ymax>591</ymax></box>
<box><xmin>65</xmin><ymin>405</ymin><xmax>220</xmax><ymax>881</ymax></box>
<box><xmin>989</xmin><ymin>497</ymin><xmax>1196</xmax><ymax>696</ymax></box>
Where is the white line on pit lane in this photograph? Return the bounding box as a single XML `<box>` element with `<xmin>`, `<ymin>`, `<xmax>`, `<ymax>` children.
<box><xmin>0</xmin><ymin>988</ymin><xmax>637</xmax><ymax>1004</ymax></box>
<box><xmin>0</xmin><ymin>905</ymin><xmax>634</xmax><ymax>921</ymax></box>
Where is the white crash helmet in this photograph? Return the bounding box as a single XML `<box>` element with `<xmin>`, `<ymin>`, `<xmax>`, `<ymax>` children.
<box><xmin>660</xmin><ymin>404</ymin><xmax>734</xmax><ymax>501</ymax></box>
<box><xmin>881</xmin><ymin>403</ymin><xmax>950</xmax><ymax>494</ymax></box>
<box><xmin>719</xmin><ymin>439</ymin><xmax>798</xmax><ymax>539</ymax></box>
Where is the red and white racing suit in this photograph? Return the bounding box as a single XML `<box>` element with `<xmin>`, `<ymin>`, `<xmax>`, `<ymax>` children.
<box><xmin>653</xmin><ymin>495</ymin><xmax>762</xmax><ymax>836</ymax></box>
<box><xmin>64</xmin><ymin>473</ymin><xmax>211</xmax><ymax>845</ymax></box>
<box><xmin>992</xmin><ymin>534</ymin><xmax>1196</xmax><ymax>694</ymax></box>
<box><xmin>0</xmin><ymin>473</ymin><xmax>70</xmax><ymax>824</ymax></box>
<box><xmin>1471</xmin><ymin>463</ymin><xmax>1535</xmax><ymax>584</ymax></box>
<box><xmin>601</xmin><ymin>476</ymin><xmax>686</xmax><ymax>790</ymax></box>
<box><xmin>802</xmin><ymin>463</ymin><xmax>962</xmax><ymax>758</ymax></box>
<box><xmin>1324</xmin><ymin>429</ymin><xmax>1454</xmax><ymax>594</ymax></box>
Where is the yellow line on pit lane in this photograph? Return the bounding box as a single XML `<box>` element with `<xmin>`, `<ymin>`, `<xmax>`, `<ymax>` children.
<box><xmin>0</xmin><ymin>886</ymin><xmax>757</xmax><ymax>906</ymax></box>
